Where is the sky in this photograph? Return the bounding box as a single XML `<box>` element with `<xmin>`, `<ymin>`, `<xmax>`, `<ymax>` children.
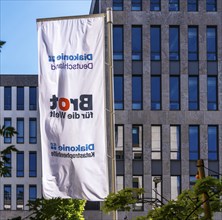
<box><xmin>0</xmin><ymin>0</ymin><xmax>92</xmax><ymax>74</ymax></box>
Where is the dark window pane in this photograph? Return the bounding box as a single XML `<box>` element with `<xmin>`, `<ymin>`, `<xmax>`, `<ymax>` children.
<box><xmin>17</xmin><ymin>118</ymin><xmax>24</xmax><ymax>143</ymax></box>
<box><xmin>29</xmin><ymin>185</ymin><xmax>37</xmax><ymax>201</ymax></box>
<box><xmin>207</xmin><ymin>27</ymin><xmax>217</xmax><ymax>61</ymax></box>
<box><xmin>151</xmin><ymin>76</ymin><xmax>161</xmax><ymax>110</ymax></box>
<box><xmin>132</xmin><ymin>0</ymin><xmax>142</xmax><ymax>11</ymax></box>
<box><xmin>113</xmin><ymin>0</ymin><xmax>123</xmax><ymax>11</ymax></box>
<box><xmin>29</xmin><ymin>118</ymin><xmax>37</xmax><ymax>144</ymax></box>
<box><xmin>170</xmin><ymin>76</ymin><xmax>180</xmax><ymax>110</ymax></box>
<box><xmin>29</xmin><ymin>87</ymin><xmax>37</xmax><ymax>110</ymax></box>
<box><xmin>188</xmin><ymin>0</ymin><xmax>198</xmax><ymax>11</ymax></box>
<box><xmin>132</xmin><ymin>76</ymin><xmax>142</xmax><ymax>110</ymax></box>
<box><xmin>206</xmin><ymin>0</ymin><xmax>217</xmax><ymax>11</ymax></box>
<box><xmin>150</xmin><ymin>0</ymin><xmax>161</xmax><ymax>11</ymax></box>
<box><xmin>113</xmin><ymin>26</ymin><xmax>123</xmax><ymax>60</ymax></box>
<box><xmin>189</xmin><ymin>126</ymin><xmax>199</xmax><ymax>160</ymax></box>
<box><xmin>4</xmin><ymin>87</ymin><xmax>11</xmax><ymax>110</ymax></box>
<box><xmin>169</xmin><ymin>27</ymin><xmax>180</xmax><ymax>60</ymax></box>
<box><xmin>17</xmin><ymin>87</ymin><xmax>24</xmax><ymax>110</ymax></box>
<box><xmin>4</xmin><ymin>118</ymin><xmax>12</xmax><ymax>143</ymax></box>
<box><xmin>17</xmin><ymin>152</ymin><xmax>24</xmax><ymax>177</ymax></box>
<box><xmin>151</xmin><ymin>26</ymin><xmax>161</xmax><ymax>60</ymax></box>
<box><xmin>189</xmin><ymin>76</ymin><xmax>199</xmax><ymax>110</ymax></box>
<box><xmin>29</xmin><ymin>152</ymin><xmax>37</xmax><ymax>177</ymax></box>
<box><xmin>208</xmin><ymin>126</ymin><xmax>218</xmax><ymax>160</ymax></box>
<box><xmin>132</xmin><ymin>26</ymin><xmax>142</xmax><ymax>60</ymax></box>
<box><xmin>207</xmin><ymin>76</ymin><xmax>217</xmax><ymax>110</ymax></box>
<box><xmin>169</xmin><ymin>0</ymin><xmax>179</xmax><ymax>11</ymax></box>
<box><xmin>114</xmin><ymin>76</ymin><xmax>124</xmax><ymax>110</ymax></box>
<box><xmin>3</xmin><ymin>153</ymin><xmax>11</xmax><ymax>177</ymax></box>
<box><xmin>188</xmin><ymin>27</ymin><xmax>198</xmax><ymax>60</ymax></box>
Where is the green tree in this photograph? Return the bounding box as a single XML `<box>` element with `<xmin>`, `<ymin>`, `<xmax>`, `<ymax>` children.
<box><xmin>102</xmin><ymin>177</ymin><xmax>222</xmax><ymax>220</ymax></box>
<box><xmin>27</xmin><ymin>197</ymin><xmax>86</xmax><ymax>220</ymax></box>
<box><xmin>0</xmin><ymin>125</ymin><xmax>18</xmax><ymax>176</ymax></box>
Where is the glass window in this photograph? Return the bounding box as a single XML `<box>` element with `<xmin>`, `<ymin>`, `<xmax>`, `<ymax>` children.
<box><xmin>152</xmin><ymin>176</ymin><xmax>162</xmax><ymax>207</ymax></box>
<box><xmin>17</xmin><ymin>87</ymin><xmax>24</xmax><ymax>110</ymax></box>
<box><xmin>113</xmin><ymin>26</ymin><xmax>123</xmax><ymax>60</ymax></box>
<box><xmin>169</xmin><ymin>0</ymin><xmax>179</xmax><ymax>11</ymax></box>
<box><xmin>132</xmin><ymin>26</ymin><xmax>142</xmax><ymax>60</ymax></box>
<box><xmin>17</xmin><ymin>118</ymin><xmax>24</xmax><ymax>143</ymax></box>
<box><xmin>189</xmin><ymin>76</ymin><xmax>199</xmax><ymax>110</ymax></box>
<box><xmin>132</xmin><ymin>0</ymin><xmax>142</xmax><ymax>11</ymax></box>
<box><xmin>189</xmin><ymin>175</ymin><xmax>196</xmax><ymax>188</ymax></box>
<box><xmin>207</xmin><ymin>27</ymin><xmax>217</xmax><ymax>61</ymax></box>
<box><xmin>3</xmin><ymin>153</ymin><xmax>11</xmax><ymax>177</ymax></box>
<box><xmin>133</xmin><ymin>176</ymin><xmax>143</xmax><ymax>211</ymax></box>
<box><xmin>116</xmin><ymin>176</ymin><xmax>124</xmax><ymax>191</ymax></box>
<box><xmin>208</xmin><ymin>126</ymin><xmax>218</xmax><ymax>160</ymax></box>
<box><xmin>4</xmin><ymin>185</ymin><xmax>11</xmax><ymax>210</ymax></box>
<box><xmin>188</xmin><ymin>26</ymin><xmax>198</xmax><ymax>61</ymax></box>
<box><xmin>189</xmin><ymin>126</ymin><xmax>199</xmax><ymax>160</ymax></box>
<box><xmin>188</xmin><ymin>0</ymin><xmax>198</xmax><ymax>11</ymax></box>
<box><xmin>170</xmin><ymin>76</ymin><xmax>180</xmax><ymax>110</ymax></box>
<box><xmin>171</xmin><ymin>176</ymin><xmax>181</xmax><ymax>200</ymax></box>
<box><xmin>151</xmin><ymin>76</ymin><xmax>161</xmax><ymax>110</ymax></box>
<box><xmin>4</xmin><ymin>118</ymin><xmax>12</xmax><ymax>143</ymax></box>
<box><xmin>206</xmin><ymin>0</ymin><xmax>217</xmax><ymax>11</ymax></box>
<box><xmin>113</xmin><ymin>0</ymin><xmax>123</xmax><ymax>11</ymax></box>
<box><xmin>169</xmin><ymin>26</ymin><xmax>180</xmax><ymax>60</ymax></box>
<box><xmin>17</xmin><ymin>151</ymin><xmax>24</xmax><ymax>177</ymax></box>
<box><xmin>16</xmin><ymin>185</ymin><xmax>24</xmax><ymax>210</ymax></box>
<box><xmin>132</xmin><ymin>125</ymin><xmax>142</xmax><ymax>160</ymax></box>
<box><xmin>150</xmin><ymin>0</ymin><xmax>161</xmax><ymax>11</ymax></box>
<box><xmin>151</xmin><ymin>26</ymin><xmax>161</xmax><ymax>60</ymax></box>
<box><xmin>132</xmin><ymin>76</ymin><xmax>142</xmax><ymax>110</ymax></box>
<box><xmin>207</xmin><ymin>76</ymin><xmax>217</xmax><ymax>110</ymax></box>
<box><xmin>170</xmin><ymin>125</ymin><xmax>180</xmax><ymax>160</ymax></box>
<box><xmin>151</xmin><ymin>126</ymin><xmax>161</xmax><ymax>159</ymax></box>
<box><xmin>114</xmin><ymin>75</ymin><xmax>124</xmax><ymax>110</ymax></box>
<box><xmin>29</xmin><ymin>118</ymin><xmax>37</xmax><ymax>144</ymax></box>
<box><xmin>115</xmin><ymin>125</ymin><xmax>124</xmax><ymax>160</ymax></box>
<box><xmin>29</xmin><ymin>151</ymin><xmax>37</xmax><ymax>177</ymax></box>
<box><xmin>29</xmin><ymin>185</ymin><xmax>37</xmax><ymax>202</ymax></box>
<box><xmin>29</xmin><ymin>87</ymin><xmax>37</xmax><ymax>110</ymax></box>
<box><xmin>4</xmin><ymin>86</ymin><xmax>11</xmax><ymax>110</ymax></box>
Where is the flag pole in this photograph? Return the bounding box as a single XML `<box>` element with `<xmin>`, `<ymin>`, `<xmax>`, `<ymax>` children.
<box><xmin>106</xmin><ymin>7</ymin><xmax>117</xmax><ymax>220</ymax></box>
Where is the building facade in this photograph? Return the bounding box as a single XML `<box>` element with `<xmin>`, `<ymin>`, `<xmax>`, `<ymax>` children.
<box><xmin>1</xmin><ymin>0</ymin><xmax>222</xmax><ymax>219</ymax></box>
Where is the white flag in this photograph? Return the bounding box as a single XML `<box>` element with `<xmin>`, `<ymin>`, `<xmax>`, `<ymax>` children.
<box><xmin>37</xmin><ymin>15</ymin><xmax>109</xmax><ymax>201</ymax></box>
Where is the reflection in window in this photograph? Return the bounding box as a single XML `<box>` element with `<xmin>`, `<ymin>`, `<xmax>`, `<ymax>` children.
<box><xmin>151</xmin><ymin>76</ymin><xmax>161</xmax><ymax>110</ymax></box>
<box><xmin>29</xmin><ymin>185</ymin><xmax>37</xmax><ymax>202</ymax></box>
<box><xmin>4</xmin><ymin>185</ymin><xmax>11</xmax><ymax>210</ymax></box>
<box><xmin>116</xmin><ymin>176</ymin><xmax>124</xmax><ymax>192</ymax></box>
<box><xmin>17</xmin><ymin>118</ymin><xmax>24</xmax><ymax>143</ymax></box>
<box><xmin>189</xmin><ymin>126</ymin><xmax>199</xmax><ymax>160</ymax></box>
<box><xmin>29</xmin><ymin>151</ymin><xmax>37</xmax><ymax>177</ymax></box>
<box><xmin>132</xmin><ymin>0</ymin><xmax>142</xmax><ymax>11</ymax></box>
<box><xmin>152</xmin><ymin>176</ymin><xmax>162</xmax><ymax>206</ymax></box>
<box><xmin>114</xmin><ymin>75</ymin><xmax>124</xmax><ymax>110</ymax></box>
<box><xmin>207</xmin><ymin>76</ymin><xmax>217</xmax><ymax>110</ymax></box>
<box><xmin>151</xmin><ymin>126</ymin><xmax>161</xmax><ymax>159</ymax></box>
<box><xmin>115</xmin><ymin>125</ymin><xmax>124</xmax><ymax>160</ymax></box>
<box><xmin>151</xmin><ymin>26</ymin><xmax>161</xmax><ymax>61</ymax></box>
<box><xmin>29</xmin><ymin>87</ymin><xmax>37</xmax><ymax>110</ymax></box>
<box><xmin>3</xmin><ymin>153</ymin><xmax>11</xmax><ymax>177</ymax></box>
<box><xmin>207</xmin><ymin>27</ymin><xmax>217</xmax><ymax>61</ymax></box>
<box><xmin>169</xmin><ymin>0</ymin><xmax>179</xmax><ymax>11</ymax></box>
<box><xmin>132</xmin><ymin>26</ymin><xmax>142</xmax><ymax>60</ymax></box>
<box><xmin>113</xmin><ymin>26</ymin><xmax>123</xmax><ymax>60</ymax></box>
<box><xmin>188</xmin><ymin>26</ymin><xmax>198</xmax><ymax>61</ymax></box>
<box><xmin>132</xmin><ymin>125</ymin><xmax>142</xmax><ymax>160</ymax></box>
<box><xmin>132</xmin><ymin>76</ymin><xmax>142</xmax><ymax>110</ymax></box>
<box><xmin>188</xmin><ymin>0</ymin><xmax>198</xmax><ymax>11</ymax></box>
<box><xmin>169</xmin><ymin>26</ymin><xmax>180</xmax><ymax>60</ymax></box>
<box><xmin>170</xmin><ymin>126</ymin><xmax>180</xmax><ymax>160</ymax></box>
<box><xmin>206</xmin><ymin>0</ymin><xmax>217</xmax><ymax>12</ymax></box>
<box><xmin>150</xmin><ymin>0</ymin><xmax>161</xmax><ymax>11</ymax></box>
<box><xmin>170</xmin><ymin>76</ymin><xmax>180</xmax><ymax>110</ymax></box>
<box><xmin>4</xmin><ymin>87</ymin><xmax>11</xmax><ymax>110</ymax></box>
<box><xmin>133</xmin><ymin>176</ymin><xmax>143</xmax><ymax>211</ymax></box>
<box><xmin>29</xmin><ymin>118</ymin><xmax>37</xmax><ymax>144</ymax></box>
<box><xmin>208</xmin><ymin>126</ymin><xmax>218</xmax><ymax>160</ymax></box>
<box><xmin>17</xmin><ymin>151</ymin><xmax>24</xmax><ymax>177</ymax></box>
<box><xmin>4</xmin><ymin>118</ymin><xmax>12</xmax><ymax>143</ymax></box>
<box><xmin>17</xmin><ymin>87</ymin><xmax>24</xmax><ymax>110</ymax></box>
<box><xmin>189</xmin><ymin>76</ymin><xmax>199</xmax><ymax>110</ymax></box>
<box><xmin>16</xmin><ymin>185</ymin><xmax>24</xmax><ymax>210</ymax></box>
<box><xmin>113</xmin><ymin>0</ymin><xmax>123</xmax><ymax>11</ymax></box>
<box><xmin>171</xmin><ymin>176</ymin><xmax>181</xmax><ymax>200</ymax></box>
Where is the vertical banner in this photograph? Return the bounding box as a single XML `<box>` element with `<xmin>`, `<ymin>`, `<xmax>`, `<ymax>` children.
<box><xmin>37</xmin><ymin>15</ymin><xmax>109</xmax><ymax>201</ymax></box>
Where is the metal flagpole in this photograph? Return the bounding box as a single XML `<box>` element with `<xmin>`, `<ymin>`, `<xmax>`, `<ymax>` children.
<box><xmin>106</xmin><ymin>7</ymin><xmax>117</xmax><ymax>220</ymax></box>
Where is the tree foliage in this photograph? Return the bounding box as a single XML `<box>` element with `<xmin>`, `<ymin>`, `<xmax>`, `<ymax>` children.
<box><xmin>27</xmin><ymin>197</ymin><xmax>86</xmax><ymax>220</ymax></box>
<box><xmin>0</xmin><ymin>125</ymin><xmax>18</xmax><ymax>176</ymax></box>
<box><xmin>102</xmin><ymin>177</ymin><xmax>222</xmax><ymax>220</ymax></box>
